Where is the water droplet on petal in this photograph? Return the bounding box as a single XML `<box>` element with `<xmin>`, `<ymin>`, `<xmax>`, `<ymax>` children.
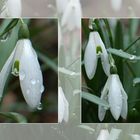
<box><xmin>19</xmin><ymin>71</ymin><xmax>25</xmax><ymax>80</ymax></box>
<box><xmin>37</xmin><ymin>80</ymin><xmax>40</xmax><ymax>83</ymax></box>
<box><xmin>37</xmin><ymin>102</ymin><xmax>43</xmax><ymax>110</ymax></box>
<box><xmin>31</xmin><ymin>79</ymin><xmax>36</xmax><ymax>85</ymax></box>
<box><xmin>129</xmin><ymin>55</ymin><xmax>136</xmax><ymax>60</ymax></box>
<box><xmin>40</xmin><ymin>86</ymin><xmax>45</xmax><ymax>93</ymax></box>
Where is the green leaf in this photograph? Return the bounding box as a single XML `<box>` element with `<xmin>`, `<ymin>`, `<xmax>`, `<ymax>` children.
<box><xmin>107</xmin><ymin>48</ymin><xmax>140</xmax><ymax>61</ymax></box>
<box><xmin>0</xmin><ymin>112</ymin><xmax>27</xmax><ymax>123</ymax></box>
<box><xmin>82</xmin><ymin>91</ymin><xmax>109</xmax><ymax>108</ymax></box>
<box><xmin>37</xmin><ymin>51</ymin><xmax>57</xmax><ymax>73</ymax></box>
<box><xmin>0</xmin><ymin>19</ymin><xmax>19</xmax><ymax>39</ymax></box>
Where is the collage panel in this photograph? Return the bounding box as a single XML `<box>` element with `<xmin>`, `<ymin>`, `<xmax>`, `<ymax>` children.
<box><xmin>82</xmin><ymin>18</ymin><xmax>140</xmax><ymax>123</ymax></box>
<box><xmin>0</xmin><ymin>19</ymin><xmax>58</xmax><ymax>123</ymax></box>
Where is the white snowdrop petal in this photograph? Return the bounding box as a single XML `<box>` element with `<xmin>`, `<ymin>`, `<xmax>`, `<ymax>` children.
<box><xmin>0</xmin><ymin>49</ymin><xmax>15</xmax><ymax>98</ymax></box>
<box><xmin>56</xmin><ymin>0</ymin><xmax>69</xmax><ymax>14</ymax></box>
<box><xmin>19</xmin><ymin>39</ymin><xmax>44</xmax><ymax>109</ymax></box>
<box><xmin>111</xmin><ymin>0</ymin><xmax>122</xmax><ymax>11</ymax></box>
<box><xmin>61</xmin><ymin>0</ymin><xmax>82</xmax><ymax>31</ymax></box>
<box><xmin>97</xmin><ymin>129</ymin><xmax>110</xmax><ymax>140</ymax></box>
<box><xmin>119</xmin><ymin>81</ymin><xmax>128</xmax><ymax>119</ymax></box>
<box><xmin>84</xmin><ymin>32</ymin><xmax>97</xmax><ymax>79</ymax></box>
<box><xmin>58</xmin><ymin>87</ymin><xmax>65</xmax><ymax>123</ymax></box>
<box><xmin>98</xmin><ymin>77</ymin><xmax>111</xmax><ymax>121</ymax></box>
<box><xmin>108</xmin><ymin>74</ymin><xmax>122</xmax><ymax>120</ymax></box>
<box><xmin>94</xmin><ymin>32</ymin><xmax>110</xmax><ymax>76</ymax></box>
<box><xmin>58</xmin><ymin>87</ymin><xmax>69</xmax><ymax>123</ymax></box>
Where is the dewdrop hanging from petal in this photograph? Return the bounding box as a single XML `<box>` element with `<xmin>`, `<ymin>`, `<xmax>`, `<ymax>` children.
<box><xmin>58</xmin><ymin>86</ymin><xmax>69</xmax><ymax>123</ymax></box>
<box><xmin>0</xmin><ymin>0</ymin><xmax>22</xmax><ymax>17</ymax></box>
<box><xmin>0</xmin><ymin>20</ymin><xmax>44</xmax><ymax>109</ymax></box>
<box><xmin>98</xmin><ymin>66</ymin><xmax>128</xmax><ymax>121</ymax></box>
<box><xmin>84</xmin><ymin>31</ymin><xmax>110</xmax><ymax>79</ymax></box>
<box><xmin>61</xmin><ymin>0</ymin><xmax>82</xmax><ymax>31</ymax></box>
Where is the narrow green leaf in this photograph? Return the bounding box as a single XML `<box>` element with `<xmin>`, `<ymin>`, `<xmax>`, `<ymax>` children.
<box><xmin>37</xmin><ymin>51</ymin><xmax>57</xmax><ymax>73</ymax></box>
<box><xmin>82</xmin><ymin>91</ymin><xmax>109</xmax><ymax>108</ymax></box>
<box><xmin>0</xmin><ymin>112</ymin><xmax>27</xmax><ymax>123</ymax></box>
<box><xmin>107</xmin><ymin>48</ymin><xmax>140</xmax><ymax>61</ymax></box>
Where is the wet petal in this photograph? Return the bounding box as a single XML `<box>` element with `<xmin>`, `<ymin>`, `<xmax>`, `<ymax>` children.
<box><xmin>84</xmin><ymin>32</ymin><xmax>97</xmax><ymax>79</ymax></box>
<box><xmin>108</xmin><ymin>74</ymin><xmax>122</xmax><ymax>120</ymax></box>
<box><xmin>97</xmin><ymin>129</ymin><xmax>110</xmax><ymax>140</ymax></box>
<box><xmin>58</xmin><ymin>87</ymin><xmax>69</xmax><ymax>123</ymax></box>
<box><xmin>119</xmin><ymin>80</ymin><xmax>128</xmax><ymax>119</ymax></box>
<box><xmin>93</xmin><ymin>32</ymin><xmax>110</xmax><ymax>76</ymax></box>
<box><xmin>0</xmin><ymin>49</ymin><xmax>15</xmax><ymax>99</ymax></box>
<box><xmin>98</xmin><ymin>76</ymin><xmax>111</xmax><ymax>121</ymax></box>
<box><xmin>18</xmin><ymin>39</ymin><xmax>44</xmax><ymax>109</ymax></box>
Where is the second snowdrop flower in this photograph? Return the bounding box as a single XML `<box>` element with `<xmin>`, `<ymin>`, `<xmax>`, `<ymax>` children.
<box><xmin>98</xmin><ymin>74</ymin><xmax>128</xmax><ymax>121</ymax></box>
<box><xmin>58</xmin><ymin>86</ymin><xmax>69</xmax><ymax>123</ymax></box>
<box><xmin>0</xmin><ymin>22</ymin><xmax>44</xmax><ymax>109</ymax></box>
<box><xmin>84</xmin><ymin>31</ymin><xmax>110</xmax><ymax>79</ymax></box>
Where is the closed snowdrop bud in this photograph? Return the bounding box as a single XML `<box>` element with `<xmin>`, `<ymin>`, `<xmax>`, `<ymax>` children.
<box><xmin>97</xmin><ymin>129</ymin><xmax>109</xmax><ymax>140</ymax></box>
<box><xmin>61</xmin><ymin>0</ymin><xmax>82</xmax><ymax>31</ymax></box>
<box><xmin>84</xmin><ymin>31</ymin><xmax>110</xmax><ymax>80</ymax></box>
<box><xmin>0</xmin><ymin>0</ymin><xmax>22</xmax><ymax>17</ymax></box>
<box><xmin>13</xmin><ymin>39</ymin><xmax>44</xmax><ymax>108</ymax></box>
<box><xmin>111</xmin><ymin>0</ymin><xmax>122</xmax><ymax>12</ymax></box>
<box><xmin>0</xmin><ymin>22</ymin><xmax>44</xmax><ymax>109</ymax></box>
<box><xmin>98</xmin><ymin>74</ymin><xmax>128</xmax><ymax>121</ymax></box>
<box><xmin>58</xmin><ymin>87</ymin><xmax>69</xmax><ymax>123</ymax></box>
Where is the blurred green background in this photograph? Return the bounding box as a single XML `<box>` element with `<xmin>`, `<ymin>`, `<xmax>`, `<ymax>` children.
<box><xmin>0</xmin><ymin>19</ymin><xmax>58</xmax><ymax>123</ymax></box>
<box><xmin>82</xmin><ymin>19</ymin><xmax>140</xmax><ymax>123</ymax></box>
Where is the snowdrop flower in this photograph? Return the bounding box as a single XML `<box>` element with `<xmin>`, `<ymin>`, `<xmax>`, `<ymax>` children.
<box><xmin>84</xmin><ymin>31</ymin><xmax>110</xmax><ymax>80</ymax></box>
<box><xmin>0</xmin><ymin>0</ymin><xmax>22</xmax><ymax>17</ymax></box>
<box><xmin>58</xmin><ymin>86</ymin><xmax>69</xmax><ymax>123</ymax></box>
<box><xmin>97</xmin><ymin>129</ymin><xmax>109</xmax><ymax>140</ymax></box>
<box><xmin>56</xmin><ymin>0</ymin><xmax>69</xmax><ymax>14</ymax></box>
<box><xmin>111</xmin><ymin>0</ymin><xmax>122</xmax><ymax>12</ymax></box>
<box><xmin>61</xmin><ymin>0</ymin><xmax>82</xmax><ymax>31</ymax></box>
<box><xmin>98</xmin><ymin>74</ymin><xmax>128</xmax><ymax>121</ymax></box>
<box><xmin>0</xmin><ymin>23</ymin><xmax>44</xmax><ymax>109</ymax></box>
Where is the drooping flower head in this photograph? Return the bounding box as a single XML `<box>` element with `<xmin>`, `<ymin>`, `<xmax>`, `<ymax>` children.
<box><xmin>0</xmin><ymin>21</ymin><xmax>44</xmax><ymax>109</ymax></box>
<box><xmin>84</xmin><ymin>31</ymin><xmax>110</xmax><ymax>79</ymax></box>
<box><xmin>98</xmin><ymin>73</ymin><xmax>128</xmax><ymax>121</ymax></box>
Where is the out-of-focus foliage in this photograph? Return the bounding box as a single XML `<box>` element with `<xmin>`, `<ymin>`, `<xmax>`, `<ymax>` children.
<box><xmin>82</xmin><ymin>19</ymin><xmax>140</xmax><ymax>123</ymax></box>
<box><xmin>0</xmin><ymin>19</ymin><xmax>58</xmax><ymax>123</ymax></box>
